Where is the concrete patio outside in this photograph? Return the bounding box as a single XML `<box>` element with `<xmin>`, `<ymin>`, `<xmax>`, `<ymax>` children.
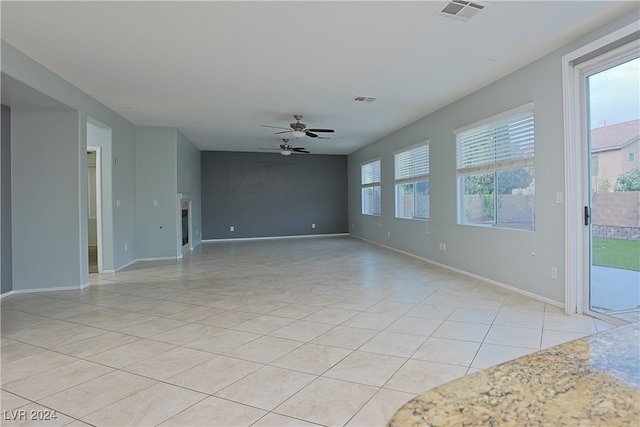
<box><xmin>591</xmin><ymin>265</ymin><xmax>640</xmax><ymax>322</ymax></box>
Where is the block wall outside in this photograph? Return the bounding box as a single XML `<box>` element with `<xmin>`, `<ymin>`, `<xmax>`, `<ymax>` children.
<box><xmin>592</xmin><ymin>191</ymin><xmax>640</xmax><ymax>240</ymax></box>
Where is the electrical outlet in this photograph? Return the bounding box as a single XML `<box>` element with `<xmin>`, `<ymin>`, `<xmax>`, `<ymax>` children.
<box><xmin>551</xmin><ymin>266</ymin><xmax>558</xmax><ymax>279</ymax></box>
<box><xmin>387</xmin><ymin>231</ymin><xmax>391</xmax><ymax>237</ymax></box>
<box><xmin>230</xmin><ymin>226</ymin><xmax>234</xmax><ymax>232</ymax></box>
<box><xmin>124</xmin><ymin>243</ymin><xmax>128</xmax><ymax>252</ymax></box>
<box><xmin>312</xmin><ymin>223</ymin><xmax>316</xmax><ymax>229</ymax></box>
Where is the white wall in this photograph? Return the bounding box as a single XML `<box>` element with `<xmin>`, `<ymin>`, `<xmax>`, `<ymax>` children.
<box><xmin>348</xmin><ymin>10</ymin><xmax>639</xmax><ymax>305</ymax></box>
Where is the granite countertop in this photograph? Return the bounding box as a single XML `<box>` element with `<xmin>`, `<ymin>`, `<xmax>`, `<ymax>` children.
<box><xmin>388</xmin><ymin>322</ymin><xmax>640</xmax><ymax>426</ymax></box>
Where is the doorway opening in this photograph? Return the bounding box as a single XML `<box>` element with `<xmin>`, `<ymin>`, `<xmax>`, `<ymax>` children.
<box><xmin>87</xmin><ymin>147</ymin><xmax>102</xmax><ymax>273</ymax></box>
<box><xmin>86</xmin><ymin>116</ymin><xmax>112</xmax><ymax>274</ymax></box>
<box><xmin>564</xmin><ymin>21</ymin><xmax>639</xmax><ymax>323</ymax></box>
<box><xmin>586</xmin><ymin>55</ymin><xmax>639</xmax><ymax>323</ymax></box>
<box><xmin>181</xmin><ymin>199</ymin><xmax>191</xmax><ymax>255</ymax></box>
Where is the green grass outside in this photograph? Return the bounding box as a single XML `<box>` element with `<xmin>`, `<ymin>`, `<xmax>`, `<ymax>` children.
<box><xmin>592</xmin><ymin>237</ymin><xmax>640</xmax><ymax>272</ymax></box>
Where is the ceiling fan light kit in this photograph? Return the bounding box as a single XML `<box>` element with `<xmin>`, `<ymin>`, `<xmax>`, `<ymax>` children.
<box><xmin>260</xmin><ymin>138</ymin><xmax>310</xmax><ymax>156</ymax></box>
<box><xmin>261</xmin><ymin>114</ymin><xmax>335</xmax><ymax>139</ymax></box>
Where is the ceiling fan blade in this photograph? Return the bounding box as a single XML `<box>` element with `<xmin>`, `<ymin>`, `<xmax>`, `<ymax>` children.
<box><xmin>291</xmin><ymin>147</ymin><xmax>307</xmax><ymax>151</ymax></box>
<box><xmin>274</xmin><ymin>131</ymin><xmax>291</xmax><ymax>135</ymax></box>
<box><xmin>261</xmin><ymin>125</ymin><xmax>291</xmax><ymax>130</ymax></box>
<box><xmin>293</xmin><ymin>149</ymin><xmax>310</xmax><ymax>154</ymax></box>
<box><xmin>305</xmin><ymin>132</ymin><xmax>318</xmax><ymax>138</ymax></box>
<box><xmin>307</xmin><ymin>129</ymin><xmax>334</xmax><ymax>133</ymax></box>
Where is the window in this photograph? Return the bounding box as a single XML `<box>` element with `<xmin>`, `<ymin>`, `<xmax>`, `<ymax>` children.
<box><xmin>395</xmin><ymin>142</ymin><xmax>429</xmax><ymax>219</ymax></box>
<box><xmin>456</xmin><ymin>104</ymin><xmax>535</xmax><ymax>229</ymax></box>
<box><xmin>361</xmin><ymin>159</ymin><xmax>381</xmax><ymax>215</ymax></box>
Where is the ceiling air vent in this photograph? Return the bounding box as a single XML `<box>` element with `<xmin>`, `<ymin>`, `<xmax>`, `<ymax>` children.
<box><xmin>440</xmin><ymin>0</ymin><xmax>486</xmax><ymax>21</ymax></box>
<box><xmin>353</xmin><ymin>96</ymin><xmax>376</xmax><ymax>103</ymax></box>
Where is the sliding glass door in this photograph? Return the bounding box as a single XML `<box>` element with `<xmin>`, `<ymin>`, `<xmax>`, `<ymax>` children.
<box><xmin>585</xmin><ymin>52</ymin><xmax>639</xmax><ymax>322</ymax></box>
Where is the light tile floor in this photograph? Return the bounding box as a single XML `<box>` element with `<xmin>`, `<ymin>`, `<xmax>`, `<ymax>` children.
<box><xmin>1</xmin><ymin>236</ymin><xmax>616</xmax><ymax>426</ymax></box>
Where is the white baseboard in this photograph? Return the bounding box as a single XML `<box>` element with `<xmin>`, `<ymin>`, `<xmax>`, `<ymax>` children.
<box><xmin>5</xmin><ymin>234</ymin><xmax>560</xmax><ymax>308</ymax></box>
<box><xmin>9</xmin><ymin>284</ymin><xmax>89</xmax><ymax>295</ymax></box>
<box><xmin>136</xmin><ymin>256</ymin><xmax>179</xmax><ymax>262</ymax></box>
<box><xmin>202</xmin><ymin>233</ymin><xmax>349</xmax><ymax>243</ymax></box>
<box><xmin>110</xmin><ymin>250</ymin><xmax>199</xmax><ymax>273</ymax></box>
<box><xmin>181</xmin><ymin>239</ymin><xmax>202</xmax><ymax>255</ymax></box>
<box><xmin>2</xmin><ymin>279</ymin><xmax>90</xmax><ymax>297</ymax></box>
<box><xmin>0</xmin><ymin>290</ymin><xmax>15</xmax><ymax>299</ymax></box>
<box><xmin>113</xmin><ymin>258</ymin><xmax>137</xmax><ymax>272</ymax></box>
<box><xmin>350</xmin><ymin>234</ymin><xmax>563</xmax><ymax>308</ymax></box>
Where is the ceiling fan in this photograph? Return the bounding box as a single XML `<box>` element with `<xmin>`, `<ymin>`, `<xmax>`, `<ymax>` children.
<box><xmin>261</xmin><ymin>139</ymin><xmax>309</xmax><ymax>156</ymax></box>
<box><xmin>262</xmin><ymin>114</ymin><xmax>335</xmax><ymax>138</ymax></box>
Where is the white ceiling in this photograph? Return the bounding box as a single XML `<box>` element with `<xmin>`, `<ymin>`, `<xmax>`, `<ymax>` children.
<box><xmin>1</xmin><ymin>1</ymin><xmax>637</xmax><ymax>155</ymax></box>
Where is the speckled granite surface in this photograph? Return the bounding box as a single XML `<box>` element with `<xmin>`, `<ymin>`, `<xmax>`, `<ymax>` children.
<box><xmin>388</xmin><ymin>322</ymin><xmax>640</xmax><ymax>426</ymax></box>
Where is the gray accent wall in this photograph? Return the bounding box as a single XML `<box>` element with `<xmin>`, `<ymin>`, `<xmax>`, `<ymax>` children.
<box><xmin>201</xmin><ymin>151</ymin><xmax>347</xmax><ymax>239</ymax></box>
<box><xmin>348</xmin><ymin>10</ymin><xmax>639</xmax><ymax>305</ymax></box>
<box><xmin>1</xmin><ymin>104</ymin><xmax>12</xmax><ymax>294</ymax></box>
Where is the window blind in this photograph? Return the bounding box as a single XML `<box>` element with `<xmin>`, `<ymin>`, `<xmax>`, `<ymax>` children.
<box><xmin>395</xmin><ymin>143</ymin><xmax>429</xmax><ymax>183</ymax></box>
<box><xmin>456</xmin><ymin>109</ymin><xmax>534</xmax><ymax>174</ymax></box>
<box><xmin>361</xmin><ymin>159</ymin><xmax>381</xmax><ymax>186</ymax></box>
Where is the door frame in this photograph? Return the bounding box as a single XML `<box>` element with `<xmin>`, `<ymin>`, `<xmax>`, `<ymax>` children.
<box><xmin>562</xmin><ymin>20</ymin><xmax>639</xmax><ymax>318</ymax></box>
<box><xmin>177</xmin><ymin>193</ymin><xmax>193</xmax><ymax>257</ymax></box>
<box><xmin>87</xmin><ymin>146</ymin><xmax>103</xmax><ymax>273</ymax></box>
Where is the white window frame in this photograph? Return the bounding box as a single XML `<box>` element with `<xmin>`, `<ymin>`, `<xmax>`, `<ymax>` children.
<box><xmin>394</xmin><ymin>141</ymin><xmax>430</xmax><ymax>220</ymax></box>
<box><xmin>361</xmin><ymin>158</ymin><xmax>381</xmax><ymax>216</ymax></box>
<box><xmin>455</xmin><ymin>103</ymin><xmax>535</xmax><ymax>229</ymax></box>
